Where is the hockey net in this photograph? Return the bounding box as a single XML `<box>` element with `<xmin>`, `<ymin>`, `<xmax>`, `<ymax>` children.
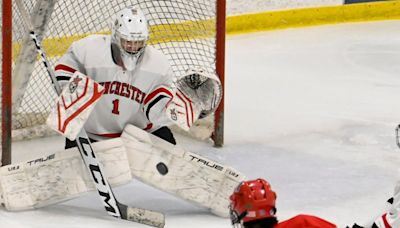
<box><xmin>1</xmin><ymin>0</ymin><xmax>225</xmax><ymax>165</ymax></box>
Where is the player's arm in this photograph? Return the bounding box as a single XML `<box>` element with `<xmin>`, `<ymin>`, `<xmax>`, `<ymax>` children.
<box><xmin>54</xmin><ymin>43</ymin><xmax>87</xmax><ymax>88</ymax></box>
<box><xmin>142</xmin><ymin>83</ymin><xmax>175</xmax><ymax>129</ymax></box>
<box><xmin>144</xmin><ymin>67</ymin><xmax>222</xmax><ymax>132</ymax></box>
<box><xmin>371</xmin><ymin>194</ymin><xmax>400</xmax><ymax>228</ymax></box>
<box><xmin>348</xmin><ymin>182</ymin><xmax>400</xmax><ymax>228</ymax></box>
<box><xmin>142</xmin><ymin>67</ymin><xmax>222</xmax><ymax>132</ymax></box>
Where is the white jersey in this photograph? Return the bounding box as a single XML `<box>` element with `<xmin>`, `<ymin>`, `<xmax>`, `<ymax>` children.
<box><xmin>55</xmin><ymin>35</ymin><xmax>175</xmax><ymax>141</ymax></box>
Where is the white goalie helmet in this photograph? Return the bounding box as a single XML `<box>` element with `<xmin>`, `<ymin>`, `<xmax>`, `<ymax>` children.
<box><xmin>111</xmin><ymin>6</ymin><xmax>149</xmax><ymax>71</ymax></box>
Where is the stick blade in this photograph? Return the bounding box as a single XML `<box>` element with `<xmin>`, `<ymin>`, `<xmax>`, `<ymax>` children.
<box><xmin>127</xmin><ymin>207</ymin><xmax>165</xmax><ymax>228</ymax></box>
<box><xmin>119</xmin><ymin>203</ymin><xmax>165</xmax><ymax>227</ymax></box>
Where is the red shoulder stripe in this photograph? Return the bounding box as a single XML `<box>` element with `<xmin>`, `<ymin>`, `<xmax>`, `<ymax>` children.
<box><xmin>55</xmin><ymin>64</ymin><xmax>77</xmax><ymax>73</ymax></box>
<box><xmin>144</xmin><ymin>87</ymin><xmax>173</xmax><ymax>105</ymax></box>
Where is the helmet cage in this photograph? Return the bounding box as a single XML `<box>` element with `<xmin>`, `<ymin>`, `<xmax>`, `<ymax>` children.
<box><xmin>230</xmin><ymin>208</ymin><xmax>248</xmax><ymax>228</ymax></box>
<box><xmin>111</xmin><ymin>6</ymin><xmax>149</xmax><ymax>70</ymax></box>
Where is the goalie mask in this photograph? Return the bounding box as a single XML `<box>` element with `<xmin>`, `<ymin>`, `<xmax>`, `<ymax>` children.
<box><xmin>111</xmin><ymin>6</ymin><xmax>149</xmax><ymax>71</ymax></box>
<box><xmin>229</xmin><ymin>179</ymin><xmax>277</xmax><ymax>228</ymax></box>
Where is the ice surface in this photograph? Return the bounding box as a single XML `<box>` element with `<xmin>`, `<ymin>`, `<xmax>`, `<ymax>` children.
<box><xmin>3</xmin><ymin>20</ymin><xmax>400</xmax><ymax>227</ymax></box>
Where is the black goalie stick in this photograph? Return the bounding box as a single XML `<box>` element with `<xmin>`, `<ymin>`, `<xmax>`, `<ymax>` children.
<box><xmin>396</xmin><ymin>125</ymin><xmax>400</xmax><ymax>150</ymax></box>
<box><xmin>15</xmin><ymin>0</ymin><xmax>164</xmax><ymax>227</ymax></box>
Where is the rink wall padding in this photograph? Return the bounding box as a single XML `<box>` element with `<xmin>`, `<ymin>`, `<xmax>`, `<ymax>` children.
<box><xmin>344</xmin><ymin>0</ymin><xmax>388</xmax><ymax>4</ymax></box>
<box><xmin>226</xmin><ymin>1</ymin><xmax>400</xmax><ymax>35</ymax></box>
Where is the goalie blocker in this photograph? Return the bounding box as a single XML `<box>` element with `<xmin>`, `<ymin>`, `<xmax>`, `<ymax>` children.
<box><xmin>46</xmin><ymin>71</ymin><xmax>104</xmax><ymax>140</ymax></box>
<box><xmin>0</xmin><ymin>124</ymin><xmax>245</xmax><ymax>217</ymax></box>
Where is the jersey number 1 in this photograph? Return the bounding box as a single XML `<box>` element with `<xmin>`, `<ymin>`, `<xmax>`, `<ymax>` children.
<box><xmin>112</xmin><ymin>99</ymin><xmax>120</xmax><ymax>115</ymax></box>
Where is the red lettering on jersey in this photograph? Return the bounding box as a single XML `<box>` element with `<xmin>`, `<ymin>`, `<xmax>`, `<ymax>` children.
<box><xmin>114</xmin><ymin>82</ymin><xmax>122</xmax><ymax>96</ymax></box>
<box><xmin>100</xmin><ymin>81</ymin><xmax>111</xmax><ymax>94</ymax></box>
<box><xmin>130</xmin><ymin>85</ymin><xmax>138</xmax><ymax>100</ymax></box>
<box><xmin>112</xmin><ymin>99</ymin><xmax>120</xmax><ymax>115</ymax></box>
<box><xmin>99</xmin><ymin>81</ymin><xmax>145</xmax><ymax>104</ymax></box>
<box><xmin>109</xmin><ymin>81</ymin><xmax>116</xmax><ymax>94</ymax></box>
<box><xmin>120</xmin><ymin>83</ymin><xmax>130</xmax><ymax>98</ymax></box>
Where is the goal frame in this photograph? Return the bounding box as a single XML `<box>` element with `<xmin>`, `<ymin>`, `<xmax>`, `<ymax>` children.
<box><xmin>214</xmin><ymin>0</ymin><xmax>225</xmax><ymax>148</ymax></box>
<box><xmin>2</xmin><ymin>0</ymin><xmax>12</xmax><ymax>166</ymax></box>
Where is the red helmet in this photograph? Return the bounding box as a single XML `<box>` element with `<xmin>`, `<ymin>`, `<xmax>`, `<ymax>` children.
<box><xmin>229</xmin><ymin>179</ymin><xmax>277</xmax><ymax>226</ymax></box>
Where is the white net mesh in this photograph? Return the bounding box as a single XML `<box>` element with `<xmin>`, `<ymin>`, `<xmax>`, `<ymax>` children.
<box><xmin>1</xmin><ymin>0</ymin><xmax>222</xmax><ymax>141</ymax></box>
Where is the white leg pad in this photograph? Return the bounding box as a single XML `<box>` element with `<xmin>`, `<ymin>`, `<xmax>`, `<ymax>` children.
<box><xmin>121</xmin><ymin>124</ymin><xmax>246</xmax><ymax>217</ymax></box>
<box><xmin>0</xmin><ymin>138</ymin><xmax>131</xmax><ymax>211</ymax></box>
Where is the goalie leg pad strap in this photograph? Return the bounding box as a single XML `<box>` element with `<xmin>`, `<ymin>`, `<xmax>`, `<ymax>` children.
<box><xmin>0</xmin><ymin>138</ymin><xmax>131</xmax><ymax>211</ymax></box>
<box><xmin>121</xmin><ymin>124</ymin><xmax>246</xmax><ymax>217</ymax></box>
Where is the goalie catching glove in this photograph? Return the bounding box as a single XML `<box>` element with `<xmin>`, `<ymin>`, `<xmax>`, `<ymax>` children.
<box><xmin>166</xmin><ymin>68</ymin><xmax>222</xmax><ymax>131</ymax></box>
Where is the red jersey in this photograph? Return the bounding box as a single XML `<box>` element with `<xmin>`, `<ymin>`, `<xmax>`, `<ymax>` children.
<box><xmin>275</xmin><ymin>214</ymin><xmax>336</xmax><ymax>228</ymax></box>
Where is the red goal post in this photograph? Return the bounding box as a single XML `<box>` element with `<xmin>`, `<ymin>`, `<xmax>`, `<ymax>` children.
<box><xmin>2</xmin><ymin>0</ymin><xmax>12</xmax><ymax>165</ymax></box>
<box><xmin>1</xmin><ymin>0</ymin><xmax>226</xmax><ymax>165</ymax></box>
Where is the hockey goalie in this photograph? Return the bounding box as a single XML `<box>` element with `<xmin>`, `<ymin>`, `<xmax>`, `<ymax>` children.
<box><xmin>0</xmin><ymin>69</ymin><xmax>243</xmax><ymax>220</ymax></box>
<box><xmin>0</xmin><ymin>6</ymin><xmax>244</xmax><ymax>224</ymax></box>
